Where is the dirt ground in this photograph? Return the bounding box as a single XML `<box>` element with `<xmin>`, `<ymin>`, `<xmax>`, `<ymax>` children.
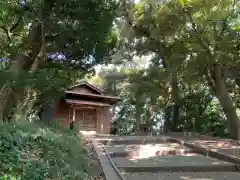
<box><xmin>83</xmin><ymin>136</ymin><xmax>106</xmax><ymax>180</ymax></box>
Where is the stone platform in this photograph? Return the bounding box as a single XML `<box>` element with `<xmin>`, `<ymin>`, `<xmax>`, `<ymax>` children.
<box><xmin>92</xmin><ymin>135</ymin><xmax>240</xmax><ymax>180</ymax></box>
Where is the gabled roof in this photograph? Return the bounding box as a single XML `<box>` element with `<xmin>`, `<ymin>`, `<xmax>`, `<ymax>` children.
<box><xmin>67</xmin><ymin>80</ymin><xmax>103</xmax><ymax>95</ymax></box>
<box><xmin>65</xmin><ymin>81</ymin><xmax>121</xmax><ymax>105</ymax></box>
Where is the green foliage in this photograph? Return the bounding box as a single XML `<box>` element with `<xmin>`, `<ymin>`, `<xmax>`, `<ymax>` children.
<box><xmin>108</xmin><ymin>0</ymin><xmax>240</xmax><ymax>139</ymax></box>
<box><xmin>0</xmin><ymin>0</ymin><xmax>118</xmax><ymax>61</ymax></box>
<box><xmin>0</xmin><ymin>120</ymin><xmax>92</xmax><ymax>180</ymax></box>
<box><xmin>90</xmin><ymin>0</ymin><xmax>238</xmax><ymax>137</ymax></box>
<box><xmin>199</xmin><ymin>101</ymin><xmax>230</xmax><ymax>138</ymax></box>
<box><xmin>173</xmin><ymin>88</ymin><xmax>230</xmax><ymax>138</ymax></box>
<box><xmin>113</xmin><ymin>92</ymin><xmax>137</xmax><ymax>135</ymax></box>
<box><xmin>0</xmin><ymin>0</ymin><xmax>118</xmax><ymax>121</ymax></box>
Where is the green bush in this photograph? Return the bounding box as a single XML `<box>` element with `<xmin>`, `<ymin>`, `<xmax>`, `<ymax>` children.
<box><xmin>0</xmin><ymin>120</ymin><xmax>91</xmax><ymax>180</ymax></box>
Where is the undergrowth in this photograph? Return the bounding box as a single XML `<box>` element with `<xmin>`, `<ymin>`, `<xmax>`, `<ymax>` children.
<box><xmin>0</xmin><ymin>120</ymin><xmax>92</xmax><ymax>180</ymax></box>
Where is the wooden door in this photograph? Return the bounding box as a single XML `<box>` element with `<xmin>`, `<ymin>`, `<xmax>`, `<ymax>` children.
<box><xmin>75</xmin><ymin>108</ymin><xmax>96</xmax><ymax>131</ymax></box>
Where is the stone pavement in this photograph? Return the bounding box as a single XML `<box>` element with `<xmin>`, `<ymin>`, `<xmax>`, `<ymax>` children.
<box><xmin>167</xmin><ymin>132</ymin><xmax>240</xmax><ymax>164</ymax></box>
<box><xmin>107</xmin><ymin>143</ymin><xmax>196</xmax><ymax>158</ymax></box>
<box><xmin>114</xmin><ymin>155</ymin><xmax>235</xmax><ymax>171</ymax></box>
<box><xmin>123</xmin><ymin>172</ymin><xmax>240</xmax><ymax>180</ymax></box>
<box><xmin>92</xmin><ymin>135</ymin><xmax>240</xmax><ymax>180</ymax></box>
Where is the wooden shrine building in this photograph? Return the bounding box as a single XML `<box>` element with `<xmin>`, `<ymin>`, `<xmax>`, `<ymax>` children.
<box><xmin>47</xmin><ymin>81</ymin><xmax>120</xmax><ymax>135</ymax></box>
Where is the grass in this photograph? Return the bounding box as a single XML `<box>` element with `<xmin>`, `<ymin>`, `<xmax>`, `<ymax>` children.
<box><xmin>0</xmin><ymin>120</ymin><xmax>92</xmax><ymax>180</ymax></box>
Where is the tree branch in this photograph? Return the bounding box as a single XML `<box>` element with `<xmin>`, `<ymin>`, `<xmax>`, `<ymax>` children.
<box><xmin>186</xmin><ymin>11</ymin><xmax>213</xmax><ymax>57</ymax></box>
<box><xmin>10</xmin><ymin>17</ymin><xmax>22</xmax><ymax>32</ymax></box>
<box><xmin>0</xmin><ymin>26</ymin><xmax>12</xmax><ymax>42</ymax></box>
<box><xmin>31</xmin><ymin>0</ymin><xmax>56</xmax><ymax>71</ymax></box>
<box><xmin>120</xmin><ymin>49</ymin><xmax>146</xmax><ymax>64</ymax></box>
<box><xmin>204</xmin><ymin>68</ymin><xmax>216</xmax><ymax>94</ymax></box>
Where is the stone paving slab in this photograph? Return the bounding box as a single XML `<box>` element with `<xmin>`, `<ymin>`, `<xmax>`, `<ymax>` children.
<box><xmin>105</xmin><ymin>143</ymin><xmax>189</xmax><ymax>152</ymax></box>
<box><xmin>114</xmin><ymin>154</ymin><xmax>233</xmax><ymax>167</ymax></box>
<box><xmin>94</xmin><ymin>135</ymin><xmax>174</xmax><ymax>145</ymax></box>
<box><xmin>190</xmin><ymin>141</ymin><xmax>240</xmax><ymax>159</ymax></box>
<box><xmin>167</xmin><ymin>133</ymin><xmax>240</xmax><ymax>164</ymax></box>
<box><xmin>107</xmin><ymin>143</ymin><xmax>196</xmax><ymax>158</ymax></box>
<box><xmin>92</xmin><ymin>135</ymin><xmax>240</xmax><ymax>179</ymax></box>
<box><xmin>122</xmin><ymin>172</ymin><xmax>240</xmax><ymax>180</ymax></box>
<box><xmin>113</xmin><ymin>155</ymin><xmax>237</xmax><ymax>172</ymax></box>
<box><xmin>107</xmin><ymin>138</ymin><xmax>170</xmax><ymax>145</ymax></box>
<box><xmin>106</xmin><ymin>143</ymin><xmax>188</xmax><ymax>152</ymax></box>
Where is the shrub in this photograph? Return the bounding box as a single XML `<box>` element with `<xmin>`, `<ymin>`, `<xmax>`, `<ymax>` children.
<box><xmin>0</xmin><ymin>120</ymin><xmax>92</xmax><ymax>180</ymax></box>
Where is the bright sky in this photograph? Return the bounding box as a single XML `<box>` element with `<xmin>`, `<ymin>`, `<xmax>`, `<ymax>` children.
<box><xmin>94</xmin><ymin>53</ymin><xmax>153</xmax><ymax>74</ymax></box>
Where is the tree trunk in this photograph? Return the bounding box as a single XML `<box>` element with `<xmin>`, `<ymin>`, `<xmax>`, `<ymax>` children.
<box><xmin>0</xmin><ymin>25</ymin><xmax>43</xmax><ymax>121</ymax></box>
<box><xmin>161</xmin><ymin>56</ymin><xmax>181</xmax><ymax>132</ymax></box>
<box><xmin>0</xmin><ymin>0</ymin><xmax>55</xmax><ymax>121</ymax></box>
<box><xmin>0</xmin><ymin>54</ymin><xmax>33</xmax><ymax>121</ymax></box>
<box><xmin>0</xmin><ymin>83</ymin><xmax>14</xmax><ymax>121</ymax></box>
<box><xmin>164</xmin><ymin>105</ymin><xmax>172</xmax><ymax>133</ymax></box>
<box><xmin>135</xmin><ymin>101</ymin><xmax>141</xmax><ymax>131</ymax></box>
<box><xmin>147</xmin><ymin>103</ymin><xmax>154</xmax><ymax>135</ymax></box>
<box><xmin>171</xmin><ymin>69</ymin><xmax>181</xmax><ymax>131</ymax></box>
<box><xmin>206</xmin><ymin>65</ymin><xmax>240</xmax><ymax>140</ymax></box>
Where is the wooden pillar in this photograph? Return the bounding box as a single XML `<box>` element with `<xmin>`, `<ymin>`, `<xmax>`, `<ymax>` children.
<box><xmin>70</xmin><ymin>106</ymin><xmax>76</xmax><ymax>130</ymax></box>
<box><xmin>104</xmin><ymin>107</ymin><xmax>111</xmax><ymax>134</ymax></box>
<box><xmin>68</xmin><ymin>107</ymin><xmax>71</xmax><ymax>125</ymax></box>
<box><xmin>101</xmin><ymin>107</ymin><xmax>104</xmax><ymax>133</ymax></box>
<box><xmin>96</xmin><ymin>108</ymin><xmax>101</xmax><ymax>133</ymax></box>
<box><xmin>73</xmin><ymin>106</ymin><xmax>76</xmax><ymax>122</ymax></box>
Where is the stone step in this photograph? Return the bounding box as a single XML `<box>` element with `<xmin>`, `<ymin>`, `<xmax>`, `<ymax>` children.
<box><xmin>118</xmin><ymin>164</ymin><xmax>238</xmax><ymax>173</ymax></box>
<box><xmin>103</xmin><ymin>137</ymin><xmax>172</xmax><ymax>145</ymax></box>
<box><xmin>107</xmin><ymin>143</ymin><xmax>184</xmax><ymax>152</ymax></box>
<box><xmin>122</xmin><ymin>172</ymin><xmax>240</xmax><ymax>180</ymax></box>
<box><xmin>110</xmin><ymin>149</ymin><xmax>197</xmax><ymax>158</ymax></box>
<box><xmin>113</xmin><ymin>155</ymin><xmax>238</xmax><ymax>172</ymax></box>
<box><xmin>107</xmin><ymin>143</ymin><xmax>197</xmax><ymax>158</ymax></box>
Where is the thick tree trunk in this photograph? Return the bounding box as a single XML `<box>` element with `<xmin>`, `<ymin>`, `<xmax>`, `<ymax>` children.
<box><xmin>214</xmin><ymin>65</ymin><xmax>240</xmax><ymax>140</ymax></box>
<box><xmin>0</xmin><ymin>0</ymin><xmax>55</xmax><ymax>121</ymax></box>
<box><xmin>206</xmin><ymin>65</ymin><xmax>240</xmax><ymax>140</ymax></box>
<box><xmin>0</xmin><ymin>53</ymin><xmax>41</xmax><ymax>122</ymax></box>
<box><xmin>0</xmin><ymin>83</ymin><xmax>14</xmax><ymax>121</ymax></box>
<box><xmin>0</xmin><ymin>54</ymin><xmax>33</xmax><ymax>121</ymax></box>
<box><xmin>161</xmin><ymin>57</ymin><xmax>181</xmax><ymax>132</ymax></box>
<box><xmin>0</xmin><ymin>25</ymin><xmax>43</xmax><ymax>121</ymax></box>
<box><xmin>217</xmin><ymin>91</ymin><xmax>240</xmax><ymax>140</ymax></box>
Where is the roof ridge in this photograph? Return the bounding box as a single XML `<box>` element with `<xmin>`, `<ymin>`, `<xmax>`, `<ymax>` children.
<box><xmin>67</xmin><ymin>80</ymin><xmax>103</xmax><ymax>94</ymax></box>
